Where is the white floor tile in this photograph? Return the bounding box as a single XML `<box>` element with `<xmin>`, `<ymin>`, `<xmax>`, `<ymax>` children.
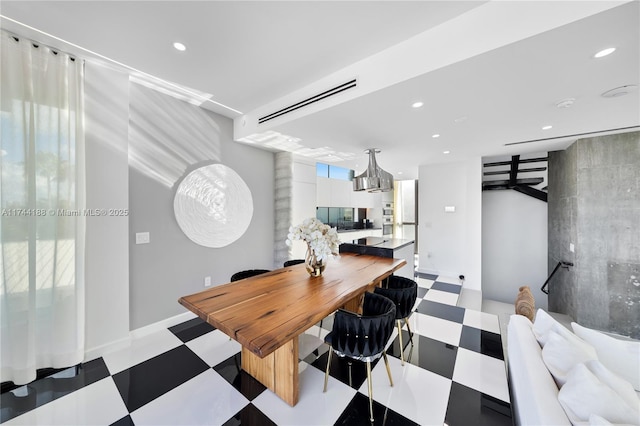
<box><xmin>5</xmin><ymin>378</ymin><xmax>128</xmax><ymax>426</ymax></box>
<box><xmin>452</xmin><ymin>348</ymin><xmax>510</xmax><ymax>403</ymax></box>
<box><xmin>424</xmin><ymin>289</ymin><xmax>459</xmax><ymax>306</ymax></box>
<box><xmin>463</xmin><ymin>309</ymin><xmax>501</xmax><ymax>334</ymax></box>
<box><xmin>407</xmin><ymin>312</ymin><xmax>462</xmax><ymax>346</ymax></box>
<box><xmin>186</xmin><ymin>329</ymin><xmax>241</xmax><ymax>367</ymax></box>
<box><xmin>298</xmin><ymin>326</ymin><xmax>328</xmax><ymax>360</ymax></box>
<box><xmin>253</xmin><ymin>361</ymin><xmax>356</xmax><ymax>426</ymax></box>
<box><xmin>360</xmin><ymin>355</ymin><xmax>451</xmax><ymax>426</ymax></box>
<box><xmin>436</xmin><ymin>275</ymin><xmax>463</xmax><ymax>285</ymax></box>
<box><xmin>130</xmin><ymin>369</ymin><xmax>249</xmax><ymax>426</ymax></box>
<box><xmin>102</xmin><ymin>328</ymin><xmax>183</xmax><ymax>374</ymax></box>
<box><xmin>417</xmin><ymin>277</ymin><xmax>434</xmax><ymax>289</ymax></box>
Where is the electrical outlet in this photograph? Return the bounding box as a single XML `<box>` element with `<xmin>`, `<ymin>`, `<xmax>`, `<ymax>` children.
<box><xmin>204</xmin><ymin>276</ymin><xmax>212</xmax><ymax>287</ymax></box>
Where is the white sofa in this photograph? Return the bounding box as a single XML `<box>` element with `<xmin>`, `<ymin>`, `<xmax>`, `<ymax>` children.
<box><xmin>508</xmin><ymin>313</ymin><xmax>571</xmax><ymax>425</ymax></box>
<box><xmin>507</xmin><ymin>311</ymin><xmax>640</xmax><ymax>426</ymax></box>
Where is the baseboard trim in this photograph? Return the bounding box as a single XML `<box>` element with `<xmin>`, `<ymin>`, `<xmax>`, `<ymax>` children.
<box><xmin>84</xmin><ymin>311</ymin><xmax>197</xmax><ymax>362</ymax></box>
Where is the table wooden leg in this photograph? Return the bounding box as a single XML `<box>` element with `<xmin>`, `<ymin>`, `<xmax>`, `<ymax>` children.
<box><xmin>241</xmin><ymin>338</ymin><xmax>299</xmax><ymax>406</ymax></box>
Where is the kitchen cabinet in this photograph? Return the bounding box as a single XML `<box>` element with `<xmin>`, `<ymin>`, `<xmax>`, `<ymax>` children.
<box><xmin>316</xmin><ymin>177</ymin><xmax>331</xmax><ymax>206</ymax></box>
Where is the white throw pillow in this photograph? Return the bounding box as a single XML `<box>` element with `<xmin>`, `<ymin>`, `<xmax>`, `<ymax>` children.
<box><xmin>533</xmin><ymin>308</ymin><xmax>559</xmax><ymax>347</ymax></box>
<box><xmin>584</xmin><ymin>360</ymin><xmax>640</xmax><ymax>414</ymax></box>
<box><xmin>542</xmin><ymin>329</ymin><xmax>597</xmax><ymax>387</ymax></box>
<box><xmin>589</xmin><ymin>413</ymin><xmax>640</xmax><ymax>426</ymax></box>
<box><xmin>572</xmin><ymin>322</ymin><xmax>640</xmax><ymax>392</ymax></box>
<box><xmin>558</xmin><ymin>363</ymin><xmax>640</xmax><ymax>425</ymax></box>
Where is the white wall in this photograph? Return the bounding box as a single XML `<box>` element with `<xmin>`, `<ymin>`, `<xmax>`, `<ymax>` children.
<box><xmin>418</xmin><ymin>158</ymin><xmax>482</xmax><ymax>290</ymax></box>
<box><xmin>291</xmin><ymin>156</ymin><xmax>317</xmax><ymax>260</ymax></box>
<box><xmin>84</xmin><ymin>62</ymin><xmax>130</xmax><ymax>357</ymax></box>
<box><xmin>482</xmin><ymin>190</ymin><xmax>548</xmax><ymax>309</ymax></box>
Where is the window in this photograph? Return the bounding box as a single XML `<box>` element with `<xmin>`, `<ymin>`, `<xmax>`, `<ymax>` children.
<box><xmin>316</xmin><ymin>162</ymin><xmax>354</xmax><ymax>181</ymax></box>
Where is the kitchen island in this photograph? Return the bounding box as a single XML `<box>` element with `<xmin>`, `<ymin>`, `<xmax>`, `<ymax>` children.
<box><xmin>339</xmin><ymin>237</ymin><xmax>415</xmax><ymax>279</ymax></box>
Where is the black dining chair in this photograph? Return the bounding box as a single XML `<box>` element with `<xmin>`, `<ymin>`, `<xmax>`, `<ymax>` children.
<box><xmin>323</xmin><ymin>291</ymin><xmax>396</xmax><ymax>422</ymax></box>
<box><xmin>283</xmin><ymin>259</ymin><xmax>305</xmax><ymax>267</ymax></box>
<box><xmin>230</xmin><ymin>269</ymin><xmax>271</xmax><ymax>282</ymax></box>
<box><xmin>374</xmin><ymin>275</ymin><xmax>418</xmax><ymax>365</ymax></box>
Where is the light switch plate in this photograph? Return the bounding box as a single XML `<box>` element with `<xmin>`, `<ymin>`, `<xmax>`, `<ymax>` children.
<box><xmin>136</xmin><ymin>232</ymin><xmax>150</xmax><ymax>244</ymax></box>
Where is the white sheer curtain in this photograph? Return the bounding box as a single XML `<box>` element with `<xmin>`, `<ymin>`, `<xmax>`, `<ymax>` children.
<box><xmin>0</xmin><ymin>31</ymin><xmax>85</xmax><ymax>385</ymax></box>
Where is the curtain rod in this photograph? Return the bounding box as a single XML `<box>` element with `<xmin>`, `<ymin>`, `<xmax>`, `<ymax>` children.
<box><xmin>4</xmin><ymin>30</ymin><xmax>77</xmax><ymax>62</ymax></box>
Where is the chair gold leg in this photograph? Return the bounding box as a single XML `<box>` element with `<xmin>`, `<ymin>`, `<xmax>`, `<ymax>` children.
<box><xmin>405</xmin><ymin>317</ymin><xmax>414</xmax><ymax>345</ymax></box>
<box><xmin>397</xmin><ymin>320</ymin><xmax>405</xmax><ymax>365</ymax></box>
<box><xmin>323</xmin><ymin>347</ymin><xmax>332</xmax><ymax>392</ymax></box>
<box><xmin>366</xmin><ymin>361</ymin><xmax>374</xmax><ymax>422</ymax></box>
<box><xmin>382</xmin><ymin>351</ymin><xmax>394</xmax><ymax>387</ymax></box>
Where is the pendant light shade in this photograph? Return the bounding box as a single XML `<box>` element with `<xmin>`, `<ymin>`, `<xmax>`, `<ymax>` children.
<box><xmin>353</xmin><ymin>149</ymin><xmax>394</xmax><ymax>192</ymax></box>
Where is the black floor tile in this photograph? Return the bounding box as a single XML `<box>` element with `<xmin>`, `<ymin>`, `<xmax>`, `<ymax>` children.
<box><xmin>168</xmin><ymin>317</ymin><xmax>216</xmax><ymax>343</ymax></box>
<box><xmin>334</xmin><ymin>392</ymin><xmax>420</xmax><ymax>426</ymax></box>
<box><xmin>445</xmin><ymin>382</ymin><xmax>512</xmax><ymax>426</ymax></box>
<box><xmin>112</xmin><ymin>345</ymin><xmax>209</xmax><ymax>412</ymax></box>
<box><xmin>223</xmin><ymin>403</ymin><xmax>277</xmax><ymax>426</ymax></box>
<box><xmin>458</xmin><ymin>326</ymin><xmax>504</xmax><ymax>360</ymax></box>
<box><xmin>110</xmin><ymin>414</ymin><xmax>135</xmax><ymax>426</ymax></box>
<box><xmin>213</xmin><ymin>353</ymin><xmax>266</xmax><ymax>401</ymax></box>
<box><xmin>417</xmin><ymin>286</ymin><xmax>428</xmax><ymax>299</ymax></box>
<box><xmin>431</xmin><ymin>281</ymin><xmax>462</xmax><ymax>294</ymax></box>
<box><xmin>416</xmin><ymin>300</ymin><xmax>465</xmax><ymax>323</ymax></box>
<box><xmin>416</xmin><ymin>272</ymin><xmax>438</xmax><ymax>280</ymax></box>
<box><xmin>311</xmin><ymin>350</ymin><xmax>376</xmax><ymax>391</ymax></box>
<box><xmin>400</xmin><ymin>334</ymin><xmax>458</xmax><ymax>380</ymax></box>
<box><xmin>0</xmin><ymin>358</ymin><xmax>110</xmax><ymax>423</ymax></box>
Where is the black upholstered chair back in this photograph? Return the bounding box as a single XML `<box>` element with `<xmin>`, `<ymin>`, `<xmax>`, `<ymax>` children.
<box><xmin>329</xmin><ymin>292</ymin><xmax>396</xmax><ymax>359</ymax></box>
<box><xmin>283</xmin><ymin>259</ymin><xmax>305</xmax><ymax>267</ymax></box>
<box><xmin>230</xmin><ymin>269</ymin><xmax>271</xmax><ymax>282</ymax></box>
<box><xmin>374</xmin><ymin>275</ymin><xmax>418</xmax><ymax>319</ymax></box>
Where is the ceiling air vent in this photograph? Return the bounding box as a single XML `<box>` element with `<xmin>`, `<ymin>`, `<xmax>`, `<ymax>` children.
<box><xmin>258</xmin><ymin>79</ymin><xmax>357</xmax><ymax>124</ymax></box>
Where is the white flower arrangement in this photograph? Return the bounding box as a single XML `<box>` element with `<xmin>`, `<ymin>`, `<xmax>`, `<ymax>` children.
<box><xmin>286</xmin><ymin>217</ymin><xmax>340</xmax><ymax>262</ymax></box>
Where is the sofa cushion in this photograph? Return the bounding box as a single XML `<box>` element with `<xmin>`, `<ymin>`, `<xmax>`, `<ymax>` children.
<box><xmin>572</xmin><ymin>322</ymin><xmax>640</xmax><ymax>392</ymax></box>
<box><xmin>558</xmin><ymin>363</ymin><xmax>640</xmax><ymax>425</ymax></box>
<box><xmin>542</xmin><ymin>329</ymin><xmax>597</xmax><ymax>387</ymax></box>
<box><xmin>533</xmin><ymin>308</ymin><xmax>574</xmax><ymax>347</ymax></box>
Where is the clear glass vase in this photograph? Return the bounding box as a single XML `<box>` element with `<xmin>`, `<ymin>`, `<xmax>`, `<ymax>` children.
<box><xmin>305</xmin><ymin>243</ymin><xmax>325</xmax><ymax>277</ymax></box>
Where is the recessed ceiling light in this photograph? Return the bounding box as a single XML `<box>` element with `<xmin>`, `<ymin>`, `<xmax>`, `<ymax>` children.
<box><xmin>398</xmin><ymin>171</ymin><xmax>403</xmax><ymax>175</ymax></box>
<box><xmin>601</xmin><ymin>84</ymin><xmax>638</xmax><ymax>98</ymax></box>
<box><xmin>173</xmin><ymin>42</ymin><xmax>186</xmax><ymax>51</ymax></box>
<box><xmin>542</xmin><ymin>125</ymin><xmax>553</xmax><ymax>130</ymax></box>
<box><xmin>594</xmin><ymin>47</ymin><xmax>615</xmax><ymax>58</ymax></box>
<box><xmin>432</xmin><ymin>134</ymin><xmax>440</xmax><ymax>138</ymax></box>
<box><xmin>412</xmin><ymin>101</ymin><xmax>424</xmax><ymax>108</ymax></box>
<box><xmin>453</xmin><ymin>116</ymin><xmax>468</xmax><ymax>123</ymax></box>
<box><xmin>443</xmin><ymin>150</ymin><xmax>450</xmax><ymax>155</ymax></box>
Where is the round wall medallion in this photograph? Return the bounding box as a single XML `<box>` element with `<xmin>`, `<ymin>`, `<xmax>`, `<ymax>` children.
<box><xmin>174</xmin><ymin>164</ymin><xmax>253</xmax><ymax>248</ymax></box>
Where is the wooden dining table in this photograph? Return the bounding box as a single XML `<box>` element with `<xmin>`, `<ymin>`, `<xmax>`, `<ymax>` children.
<box><xmin>178</xmin><ymin>252</ymin><xmax>406</xmax><ymax>406</ymax></box>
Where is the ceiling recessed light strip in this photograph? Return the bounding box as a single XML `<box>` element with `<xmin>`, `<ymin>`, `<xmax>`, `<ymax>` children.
<box><xmin>173</xmin><ymin>42</ymin><xmax>186</xmax><ymax>51</ymax></box>
<box><xmin>412</xmin><ymin>101</ymin><xmax>424</xmax><ymax>108</ymax></box>
<box><xmin>542</xmin><ymin>125</ymin><xmax>553</xmax><ymax>130</ymax></box>
<box><xmin>432</xmin><ymin>134</ymin><xmax>440</xmax><ymax>138</ymax></box>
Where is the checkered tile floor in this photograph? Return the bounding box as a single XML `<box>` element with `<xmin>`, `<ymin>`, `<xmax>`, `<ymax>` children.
<box><xmin>1</xmin><ymin>274</ymin><xmax>513</xmax><ymax>425</ymax></box>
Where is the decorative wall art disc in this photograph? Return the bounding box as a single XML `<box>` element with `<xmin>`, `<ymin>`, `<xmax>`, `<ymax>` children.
<box><xmin>174</xmin><ymin>164</ymin><xmax>253</xmax><ymax>248</ymax></box>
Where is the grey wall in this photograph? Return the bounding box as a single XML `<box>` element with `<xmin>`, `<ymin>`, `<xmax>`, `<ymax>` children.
<box><xmin>548</xmin><ymin>131</ymin><xmax>640</xmax><ymax>338</ymax></box>
<box><xmin>128</xmin><ymin>83</ymin><xmax>275</xmax><ymax>329</ymax></box>
<box><xmin>482</xmin><ymin>190</ymin><xmax>548</xmax><ymax>309</ymax></box>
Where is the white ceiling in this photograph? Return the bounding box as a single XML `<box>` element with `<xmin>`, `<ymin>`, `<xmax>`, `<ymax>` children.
<box><xmin>2</xmin><ymin>1</ymin><xmax>638</xmax><ymax>180</ymax></box>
